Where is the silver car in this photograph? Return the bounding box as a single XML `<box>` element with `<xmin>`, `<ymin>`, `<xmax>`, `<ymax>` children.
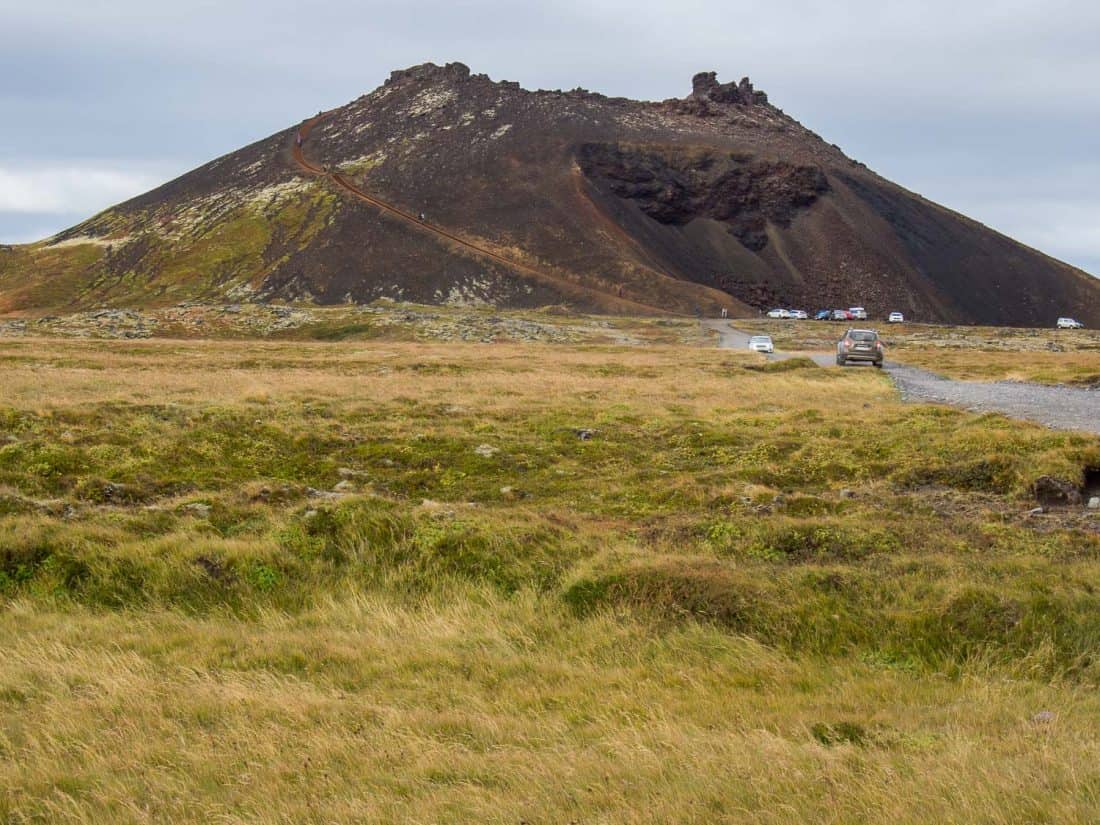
<box><xmin>749</xmin><ymin>335</ymin><xmax>774</xmax><ymax>354</ymax></box>
<box><xmin>837</xmin><ymin>328</ymin><xmax>883</xmax><ymax>367</ymax></box>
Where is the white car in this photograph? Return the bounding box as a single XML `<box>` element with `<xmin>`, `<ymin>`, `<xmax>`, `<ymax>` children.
<box><xmin>789</xmin><ymin>309</ymin><xmax>808</xmax><ymax>320</ymax></box>
<box><xmin>766</xmin><ymin>309</ymin><xmax>791</xmax><ymax>319</ymax></box>
<box><xmin>1056</xmin><ymin>317</ymin><xmax>1084</xmax><ymax>329</ymax></box>
<box><xmin>748</xmin><ymin>335</ymin><xmax>774</xmax><ymax>354</ymax></box>
<box><xmin>849</xmin><ymin>307</ymin><xmax>868</xmax><ymax>321</ymax></box>
<box><xmin>888</xmin><ymin>312</ymin><xmax>904</xmax><ymax>323</ymax></box>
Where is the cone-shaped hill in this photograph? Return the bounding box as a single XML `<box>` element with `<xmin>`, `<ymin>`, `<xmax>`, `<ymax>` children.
<box><xmin>3</xmin><ymin>62</ymin><xmax>1097</xmax><ymax>324</ymax></box>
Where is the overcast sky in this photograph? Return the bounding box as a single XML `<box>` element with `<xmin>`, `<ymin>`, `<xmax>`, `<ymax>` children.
<box><xmin>2</xmin><ymin>0</ymin><xmax>1098</xmax><ymax>275</ymax></box>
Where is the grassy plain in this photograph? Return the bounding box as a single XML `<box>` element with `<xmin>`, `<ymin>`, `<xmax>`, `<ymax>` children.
<box><xmin>1</xmin><ymin>331</ymin><xmax>1099</xmax><ymax>822</ymax></box>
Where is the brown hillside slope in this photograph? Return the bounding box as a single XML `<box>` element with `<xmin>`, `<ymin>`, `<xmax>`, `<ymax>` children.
<box><xmin>2</xmin><ymin>62</ymin><xmax>1097</xmax><ymax>324</ymax></box>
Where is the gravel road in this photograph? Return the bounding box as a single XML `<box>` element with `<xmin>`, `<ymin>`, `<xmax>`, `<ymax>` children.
<box><xmin>705</xmin><ymin>320</ymin><xmax>1100</xmax><ymax>435</ymax></box>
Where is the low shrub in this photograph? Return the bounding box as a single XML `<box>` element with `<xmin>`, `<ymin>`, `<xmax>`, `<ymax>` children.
<box><xmin>895</xmin><ymin>456</ymin><xmax>1019</xmax><ymax>494</ymax></box>
<box><xmin>563</xmin><ymin>553</ymin><xmax>1100</xmax><ymax>678</ymax></box>
<box><xmin>743</xmin><ymin>357</ymin><xmax>821</xmax><ymax>373</ymax></box>
<box><xmin>811</xmin><ymin>721</ymin><xmax>867</xmax><ymax>747</ymax></box>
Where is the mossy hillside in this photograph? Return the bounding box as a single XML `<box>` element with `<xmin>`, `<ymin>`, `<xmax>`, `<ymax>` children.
<box><xmin>100</xmin><ymin>185</ymin><xmax>338</xmax><ymax>305</ymax></box>
<box><xmin>0</xmin><ymin>185</ymin><xmax>338</xmax><ymax>310</ymax></box>
<box><xmin>0</xmin><ymin>242</ymin><xmax>106</xmax><ymax>312</ymax></box>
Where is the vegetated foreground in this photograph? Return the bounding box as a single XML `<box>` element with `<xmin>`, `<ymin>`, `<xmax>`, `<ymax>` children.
<box><xmin>2</xmin><ymin>334</ymin><xmax>1100</xmax><ymax>823</ymax></box>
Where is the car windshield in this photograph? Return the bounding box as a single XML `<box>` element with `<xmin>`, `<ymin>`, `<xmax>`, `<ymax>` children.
<box><xmin>750</xmin><ymin>336</ymin><xmax>771</xmax><ymax>343</ymax></box>
<box><xmin>848</xmin><ymin>331</ymin><xmax>877</xmax><ymax>342</ymax></box>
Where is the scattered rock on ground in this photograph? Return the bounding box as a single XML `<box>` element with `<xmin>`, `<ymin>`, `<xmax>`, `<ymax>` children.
<box><xmin>337</xmin><ymin>467</ymin><xmax>370</xmax><ymax>479</ymax></box>
<box><xmin>1031</xmin><ymin>476</ymin><xmax>1083</xmax><ymax>507</ymax></box>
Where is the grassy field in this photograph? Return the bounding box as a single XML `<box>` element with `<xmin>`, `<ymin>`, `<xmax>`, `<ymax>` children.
<box><xmin>735</xmin><ymin>319</ymin><xmax>1100</xmax><ymax>385</ymax></box>
<box><xmin>2</xmin><ymin>332</ymin><xmax>1100</xmax><ymax>822</ymax></box>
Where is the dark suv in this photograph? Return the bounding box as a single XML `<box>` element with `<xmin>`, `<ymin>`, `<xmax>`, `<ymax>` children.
<box><xmin>836</xmin><ymin>328</ymin><xmax>884</xmax><ymax>367</ymax></box>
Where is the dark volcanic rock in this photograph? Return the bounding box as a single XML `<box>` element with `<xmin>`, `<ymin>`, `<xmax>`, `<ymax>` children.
<box><xmin>577</xmin><ymin>143</ymin><xmax>828</xmax><ymax>251</ymax></box>
<box><xmin>691</xmin><ymin>72</ymin><xmax>768</xmax><ymax>106</ymax></box>
<box><xmin>387</xmin><ymin>61</ymin><xmax>472</xmax><ymax>85</ymax></box>
<box><xmin>1032</xmin><ymin>476</ymin><xmax>1083</xmax><ymax>508</ymax></box>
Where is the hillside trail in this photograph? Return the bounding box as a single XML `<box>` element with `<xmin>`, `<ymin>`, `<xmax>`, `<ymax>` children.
<box><xmin>704</xmin><ymin>319</ymin><xmax>1100</xmax><ymax>435</ymax></box>
<box><xmin>291</xmin><ymin>113</ymin><xmax>670</xmax><ymax>316</ymax></box>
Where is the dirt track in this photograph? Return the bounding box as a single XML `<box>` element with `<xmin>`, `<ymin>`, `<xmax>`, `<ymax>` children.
<box><xmin>706</xmin><ymin>320</ymin><xmax>1100</xmax><ymax>435</ymax></box>
<box><xmin>291</xmin><ymin>115</ymin><xmax>668</xmax><ymax>316</ymax></box>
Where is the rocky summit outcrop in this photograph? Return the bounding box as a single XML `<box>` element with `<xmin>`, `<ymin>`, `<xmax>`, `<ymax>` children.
<box><xmin>691</xmin><ymin>72</ymin><xmax>769</xmax><ymax>106</ymax></box>
<box><xmin>2</xmin><ymin>62</ymin><xmax>1098</xmax><ymax>324</ymax></box>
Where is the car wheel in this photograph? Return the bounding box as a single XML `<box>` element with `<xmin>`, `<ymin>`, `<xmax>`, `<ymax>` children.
<box><xmin>874</xmin><ymin>361</ymin><xmax>883</xmax><ymax>369</ymax></box>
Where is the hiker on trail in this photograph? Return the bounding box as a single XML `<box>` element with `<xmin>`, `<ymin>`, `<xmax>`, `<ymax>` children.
<box><xmin>418</xmin><ymin>212</ymin><xmax>426</xmax><ymax>222</ymax></box>
<box><xmin>721</xmin><ymin>307</ymin><xmax>728</xmax><ymax>319</ymax></box>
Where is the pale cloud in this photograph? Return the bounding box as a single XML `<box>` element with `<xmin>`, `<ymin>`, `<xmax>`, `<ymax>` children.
<box><xmin>0</xmin><ymin>165</ymin><xmax>162</xmax><ymax>215</ymax></box>
<box><xmin>964</xmin><ymin>199</ymin><xmax>1100</xmax><ymax>264</ymax></box>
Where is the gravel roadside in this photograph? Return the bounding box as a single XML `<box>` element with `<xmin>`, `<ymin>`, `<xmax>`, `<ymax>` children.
<box><xmin>705</xmin><ymin>320</ymin><xmax>1100</xmax><ymax>435</ymax></box>
<box><xmin>887</xmin><ymin>363</ymin><xmax>1100</xmax><ymax>435</ymax></box>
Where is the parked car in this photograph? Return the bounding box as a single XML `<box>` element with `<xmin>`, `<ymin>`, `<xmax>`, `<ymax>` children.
<box><xmin>1057</xmin><ymin>317</ymin><xmax>1084</xmax><ymax>329</ymax></box>
<box><xmin>831</xmin><ymin>309</ymin><xmax>851</xmax><ymax>321</ymax></box>
<box><xmin>789</xmin><ymin>309</ymin><xmax>808</xmax><ymax>320</ymax></box>
<box><xmin>849</xmin><ymin>307</ymin><xmax>868</xmax><ymax>321</ymax></box>
<box><xmin>767</xmin><ymin>308</ymin><xmax>791</xmax><ymax>319</ymax></box>
<box><xmin>836</xmin><ymin>328</ymin><xmax>884</xmax><ymax>367</ymax></box>
<box><xmin>748</xmin><ymin>335</ymin><xmax>774</xmax><ymax>354</ymax></box>
<box><xmin>814</xmin><ymin>309</ymin><xmax>832</xmax><ymax>321</ymax></box>
<box><xmin>888</xmin><ymin>311</ymin><xmax>904</xmax><ymax>323</ymax></box>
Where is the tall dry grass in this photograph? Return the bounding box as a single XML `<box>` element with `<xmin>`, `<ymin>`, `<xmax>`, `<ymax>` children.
<box><xmin>1</xmin><ymin>335</ymin><xmax>1098</xmax><ymax>822</ymax></box>
<box><xmin>3</xmin><ymin>592</ymin><xmax>1099</xmax><ymax>823</ymax></box>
